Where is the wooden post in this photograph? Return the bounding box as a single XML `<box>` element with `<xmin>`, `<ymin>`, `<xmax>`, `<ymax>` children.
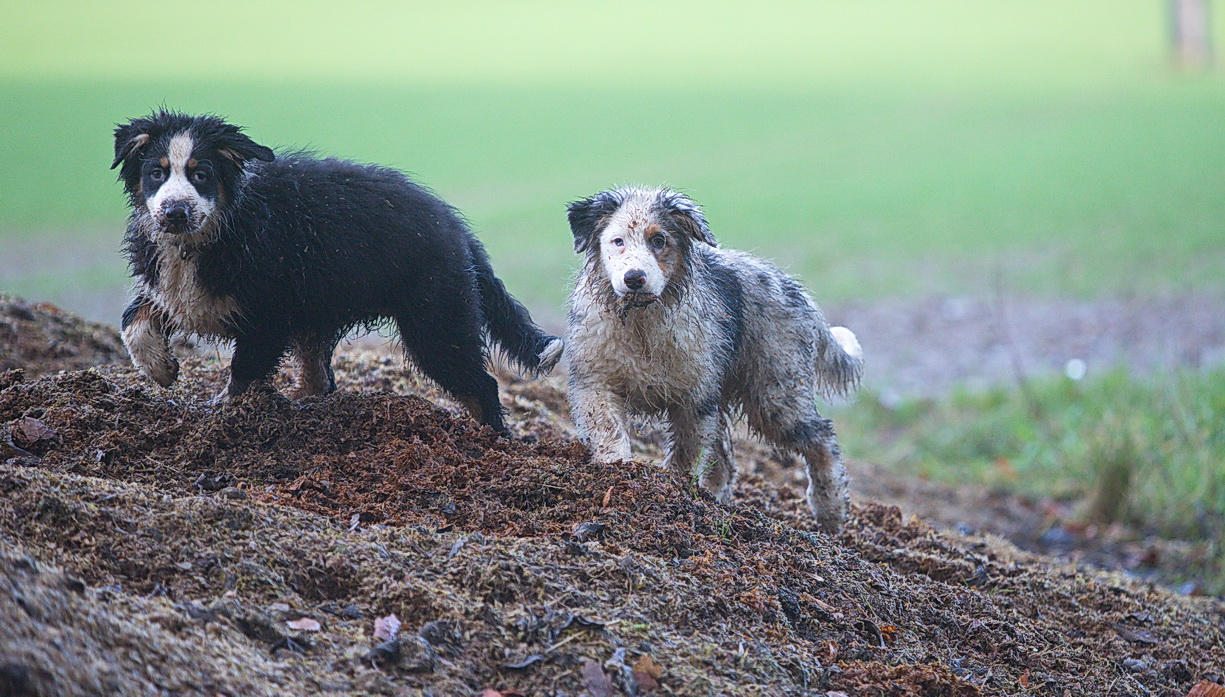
<box><xmin>1169</xmin><ymin>0</ymin><xmax>1214</xmax><ymax>68</ymax></box>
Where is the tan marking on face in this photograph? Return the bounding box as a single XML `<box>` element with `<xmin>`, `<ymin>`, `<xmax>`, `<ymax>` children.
<box><xmin>645</xmin><ymin>224</ymin><xmax>681</xmax><ymax>282</ymax></box>
<box><xmin>159</xmin><ymin>157</ymin><xmax>169</xmax><ymax>168</ymax></box>
<box><xmin>188</xmin><ymin>157</ymin><xmax>197</xmax><ymax>169</ymax></box>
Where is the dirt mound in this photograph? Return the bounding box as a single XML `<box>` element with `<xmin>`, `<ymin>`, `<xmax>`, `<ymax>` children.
<box><xmin>2</xmin><ymin>354</ymin><xmax>1223</xmax><ymax>697</ymax></box>
<box><xmin>0</xmin><ymin>293</ymin><xmax>127</xmax><ymax>377</ymax></box>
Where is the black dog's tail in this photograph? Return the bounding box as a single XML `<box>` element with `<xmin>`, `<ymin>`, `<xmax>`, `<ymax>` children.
<box><xmin>470</xmin><ymin>242</ymin><xmax>563</xmax><ymax>376</ymax></box>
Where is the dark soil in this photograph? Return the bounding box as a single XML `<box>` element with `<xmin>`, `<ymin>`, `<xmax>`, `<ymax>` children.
<box><xmin>1</xmin><ymin>302</ymin><xmax>1223</xmax><ymax>696</ymax></box>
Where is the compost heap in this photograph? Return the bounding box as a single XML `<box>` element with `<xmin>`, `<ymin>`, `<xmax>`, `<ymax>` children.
<box><xmin>1</xmin><ymin>299</ymin><xmax>1222</xmax><ymax>697</ymax></box>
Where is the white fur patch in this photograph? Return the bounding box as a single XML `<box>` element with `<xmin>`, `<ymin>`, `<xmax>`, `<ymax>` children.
<box><xmin>121</xmin><ymin>310</ymin><xmax>177</xmax><ymax>387</ymax></box>
<box><xmin>146</xmin><ymin>245</ymin><xmax>239</xmax><ymax>338</ymax></box>
<box><xmin>146</xmin><ymin>132</ymin><xmax>214</xmax><ymax>231</ymax></box>
<box><xmin>829</xmin><ymin>326</ymin><xmax>862</xmax><ymax>360</ymax></box>
<box><xmin>538</xmin><ymin>337</ymin><xmax>564</xmax><ymax>372</ymax></box>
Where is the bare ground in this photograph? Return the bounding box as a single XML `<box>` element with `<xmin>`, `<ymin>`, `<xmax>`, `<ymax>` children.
<box><xmin>833</xmin><ymin>292</ymin><xmax>1225</xmax><ymax>398</ymax></box>
<box><xmin>1</xmin><ymin>298</ymin><xmax>1223</xmax><ymax>696</ymax></box>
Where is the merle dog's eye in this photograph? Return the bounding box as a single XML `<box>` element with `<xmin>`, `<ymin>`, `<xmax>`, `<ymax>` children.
<box><xmin>650</xmin><ymin>235</ymin><xmax>666</xmax><ymax>250</ymax></box>
<box><xmin>612</xmin><ymin>238</ymin><xmax>625</xmax><ymax>247</ymax></box>
<box><xmin>149</xmin><ymin>168</ymin><xmax>165</xmax><ymax>182</ymax></box>
<box><xmin>191</xmin><ymin>170</ymin><xmax>209</xmax><ymax>184</ymax></box>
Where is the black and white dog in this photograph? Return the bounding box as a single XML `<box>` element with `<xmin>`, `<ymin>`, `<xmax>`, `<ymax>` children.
<box><xmin>564</xmin><ymin>186</ymin><xmax>863</xmax><ymax>533</ymax></box>
<box><xmin>112</xmin><ymin>110</ymin><xmax>561</xmax><ymax>432</ymax></box>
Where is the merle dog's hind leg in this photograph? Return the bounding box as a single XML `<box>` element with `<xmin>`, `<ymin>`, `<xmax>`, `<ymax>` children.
<box><xmin>395</xmin><ymin>308</ymin><xmax>506</xmax><ymax>433</ymax></box>
<box><xmin>289</xmin><ymin>335</ymin><xmax>339</xmax><ymax>400</ymax></box>
<box><xmin>750</xmin><ymin>405</ymin><xmax>849</xmax><ymax>534</ymax></box>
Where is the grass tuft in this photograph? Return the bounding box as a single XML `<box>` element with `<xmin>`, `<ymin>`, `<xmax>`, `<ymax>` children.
<box><xmin>841</xmin><ymin>367</ymin><xmax>1225</xmax><ymax>592</ymax></box>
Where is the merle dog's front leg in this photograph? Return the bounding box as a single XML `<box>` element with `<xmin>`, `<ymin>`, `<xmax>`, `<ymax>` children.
<box><xmin>216</xmin><ymin>331</ymin><xmax>288</xmax><ymax>404</ymax></box>
<box><xmin>121</xmin><ymin>295</ymin><xmax>178</xmax><ymax>387</ymax></box>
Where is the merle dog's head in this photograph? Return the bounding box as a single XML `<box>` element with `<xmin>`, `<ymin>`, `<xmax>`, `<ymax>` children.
<box><xmin>567</xmin><ymin>186</ymin><xmax>717</xmax><ymax>300</ymax></box>
<box><xmin>112</xmin><ymin>110</ymin><xmax>274</xmax><ymax>243</ymax></box>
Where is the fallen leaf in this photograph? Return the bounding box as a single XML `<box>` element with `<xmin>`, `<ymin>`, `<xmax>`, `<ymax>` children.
<box><xmin>582</xmin><ymin>658</ymin><xmax>613</xmax><ymax>697</ymax></box>
<box><xmin>12</xmin><ymin>417</ymin><xmax>56</xmax><ymax>449</ymax></box>
<box><xmin>571</xmin><ymin>521</ymin><xmax>607</xmax><ymax>542</ymax></box>
<box><xmin>823</xmin><ymin>640</ymin><xmax>838</xmax><ymax>663</ymax></box>
<box><xmin>373</xmin><ymin>613</ymin><xmax>400</xmax><ymax>642</ymax></box>
<box><xmin>879</xmin><ymin>624</ymin><xmax>899</xmax><ymax>643</ymax></box>
<box><xmin>1111</xmin><ymin>624</ymin><xmax>1158</xmax><ymax>645</ymax></box>
<box><xmin>1188</xmin><ymin>681</ymin><xmax>1225</xmax><ymax>697</ymax></box>
<box><xmin>633</xmin><ymin>654</ymin><xmax>662</xmax><ymax>692</ymax></box>
<box><xmin>994</xmin><ymin>456</ymin><xmax>1018</xmax><ymax>481</ymax></box>
<box><xmin>601</xmin><ymin>486</ymin><xmax>613</xmax><ymax>507</ymax></box>
<box><xmin>1019</xmin><ymin>669</ymin><xmax>1030</xmax><ymax>688</ymax></box>
<box><xmin>825</xmin><ymin>692</ymin><xmax>850</xmax><ymax>697</ymax></box>
<box><xmin>287</xmin><ymin>617</ymin><xmax>321</xmax><ymax>632</ymax></box>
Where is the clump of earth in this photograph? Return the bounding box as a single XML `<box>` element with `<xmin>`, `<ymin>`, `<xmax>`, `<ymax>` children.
<box><xmin>1</xmin><ymin>297</ymin><xmax>1222</xmax><ymax>696</ymax></box>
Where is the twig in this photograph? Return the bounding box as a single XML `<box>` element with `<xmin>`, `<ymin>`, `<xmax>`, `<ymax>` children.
<box><xmin>991</xmin><ymin>263</ymin><xmax>1043</xmax><ymax>421</ymax></box>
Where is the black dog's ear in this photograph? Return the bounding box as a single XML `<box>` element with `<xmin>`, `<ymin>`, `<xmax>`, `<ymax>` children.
<box><xmin>567</xmin><ymin>190</ymin><xmax>623</xmax><ymax>254</ymax></box>
<box><xmin>111</xmin><ymin>123</ymin><xmax>152</xmax><ymax>170</ymax></box>
<box><xmin>659</xmin><ymin>189</ymin><xmax>716</xmax><ymax>247</ymax></box>
<box><xmin>216</xmin><ymin>125</ymin><xmax>275</xmax><ymax>165</ymax></box>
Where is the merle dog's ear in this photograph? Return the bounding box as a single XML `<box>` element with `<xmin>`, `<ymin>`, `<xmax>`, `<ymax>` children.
<box><xmin>111</xmin><ymin>122</ymin><xmax>152</xmax><ymax>170</ymax></box>
<box><xmin>216</xmin><ymin>126</ymin><xmax>275</xmax><ymax>165</ymax></box>
<box><xmin>660</xmin><ymin>190</ymin><xmax>716</xmax><ymax>247</ymax></box>
<box><xmin>567</xmin><ymin>190</ymin><xmax>622</xmax><ymax>254</ymax></box>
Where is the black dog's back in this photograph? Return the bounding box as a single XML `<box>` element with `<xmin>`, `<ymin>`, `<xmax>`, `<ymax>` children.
<box><xmin>207</xmin><ymin>155</ymin><xmax>479</xmax><ymax>330</ymax></box>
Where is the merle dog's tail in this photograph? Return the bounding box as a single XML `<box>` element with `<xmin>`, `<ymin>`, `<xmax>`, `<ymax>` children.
<box><xmin>815</xmin><ymin>325</ymin><xmax>864</xmax><ymax>399</ymax></box>
<box><xmin>470</xmin><ymin>242</ymin><xmax>563</xmax><ymax>376</ymax></box>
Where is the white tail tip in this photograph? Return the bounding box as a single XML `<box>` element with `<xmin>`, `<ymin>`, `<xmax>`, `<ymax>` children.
<box><xmin>830</xmin><ymin>326</ymin><xmax>862</xmax><ymax>361</ymax></box>
<box><xmin>538</xmin><ymin>338</ymin><xmax>564</xmax><ymax>372</ymax></box>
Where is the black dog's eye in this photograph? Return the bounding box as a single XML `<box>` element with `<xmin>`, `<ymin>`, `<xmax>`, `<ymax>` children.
<box><xmin>612</xmin><ymin>238</ymin><xmax>625</xmax><ymax>247</ymax></box>
<box><xmin>191</xmin><ymin>170</ymin><xmax>209</xmax><ymax>184</ymax></box>
<box><xmin>650</xmin><ymin>235</ymin><xmax>667</xmax><ymax>250</ymax></box>
<box><xmin>148</xmin><ymin>167</ymin><xmax>166</xmax><ymax>182</ymax></box>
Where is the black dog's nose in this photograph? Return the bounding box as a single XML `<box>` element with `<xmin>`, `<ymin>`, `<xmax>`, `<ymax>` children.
<box><xmin>165</xmin><ymin>202</ymin><xmax>191</xmax><ymax>224</ymax></box>
<box><xmin>624</xmin><ymin>269</ymin><xmax>646</xmax><ymax>291</ymax></box>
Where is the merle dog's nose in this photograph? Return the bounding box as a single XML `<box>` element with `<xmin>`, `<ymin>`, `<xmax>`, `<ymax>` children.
<box><xmin>165</xmin><ymin>202</ymin><xmax>191</xmax><ymax>224</ymax></box>
<box><xmin>624</xmin><ymin>269</ymin><xmax>646</xmax><ymax>291</ymax></box>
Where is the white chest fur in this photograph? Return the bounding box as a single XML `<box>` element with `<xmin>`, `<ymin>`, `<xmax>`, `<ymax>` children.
<box><xmin>569</xmin><ymin>287</ymin><xmax>721</xmax><ymax>411</ymax></box>
<box><xmin>145</xmin><ymin>246</ymin><xmax>239</xmax><ymax>338</ymax></box>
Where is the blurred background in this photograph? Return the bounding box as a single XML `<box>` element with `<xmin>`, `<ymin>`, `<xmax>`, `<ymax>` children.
<box><xmin>1</xmin><ymin>1</ymin><xmax>1222</xmax><ymax>592</ymax></box>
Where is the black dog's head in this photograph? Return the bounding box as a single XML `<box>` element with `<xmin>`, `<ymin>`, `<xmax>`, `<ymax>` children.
<box><xmin>112</xmin><ymin>110</ymin><xmax>274</xmax><ymax>242</ymax></box>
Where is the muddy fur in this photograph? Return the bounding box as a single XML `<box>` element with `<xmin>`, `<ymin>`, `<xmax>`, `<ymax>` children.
<box><xmin>564</xmin><ymin>186</ymin><xmax>863</xmax><ymax>533</ymax></box>
<box><xmin>111</xmin><ymin>110</ymin><xmax>561</xmax><ymax>432</ymax></box>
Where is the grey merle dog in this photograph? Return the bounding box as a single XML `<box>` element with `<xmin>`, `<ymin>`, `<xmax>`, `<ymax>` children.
<box><xmin>112</xmin><ymin>109</ymin><xmax>561</xmax><ymax>432</ymax></box>
<box><xmin>564</xmin><ymin>186</ymin><xmax>863</xmax><ymax>532</ymax></box>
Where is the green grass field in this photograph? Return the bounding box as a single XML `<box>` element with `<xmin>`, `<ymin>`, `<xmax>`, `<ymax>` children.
<box><xmin>1</xmin><ymin>1</ymin><xmax>1224</xmax><ymax>317</ymax></box>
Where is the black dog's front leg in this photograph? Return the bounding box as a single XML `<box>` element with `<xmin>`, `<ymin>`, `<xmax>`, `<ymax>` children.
<box><xmin>121</xmin><ymin>295</ymin><xmax>178</xmax><ymax>387</ymax></box>
<box><xmin>218</xmin><ymin>332</ymin><xmax>289</xmax><ymax>403</ymax></box>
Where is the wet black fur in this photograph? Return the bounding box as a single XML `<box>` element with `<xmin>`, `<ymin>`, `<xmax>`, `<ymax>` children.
<box><xmin>113</xmin><ymin>110</ymin><xmax>557</xmax><ymax>432</ymax></box>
